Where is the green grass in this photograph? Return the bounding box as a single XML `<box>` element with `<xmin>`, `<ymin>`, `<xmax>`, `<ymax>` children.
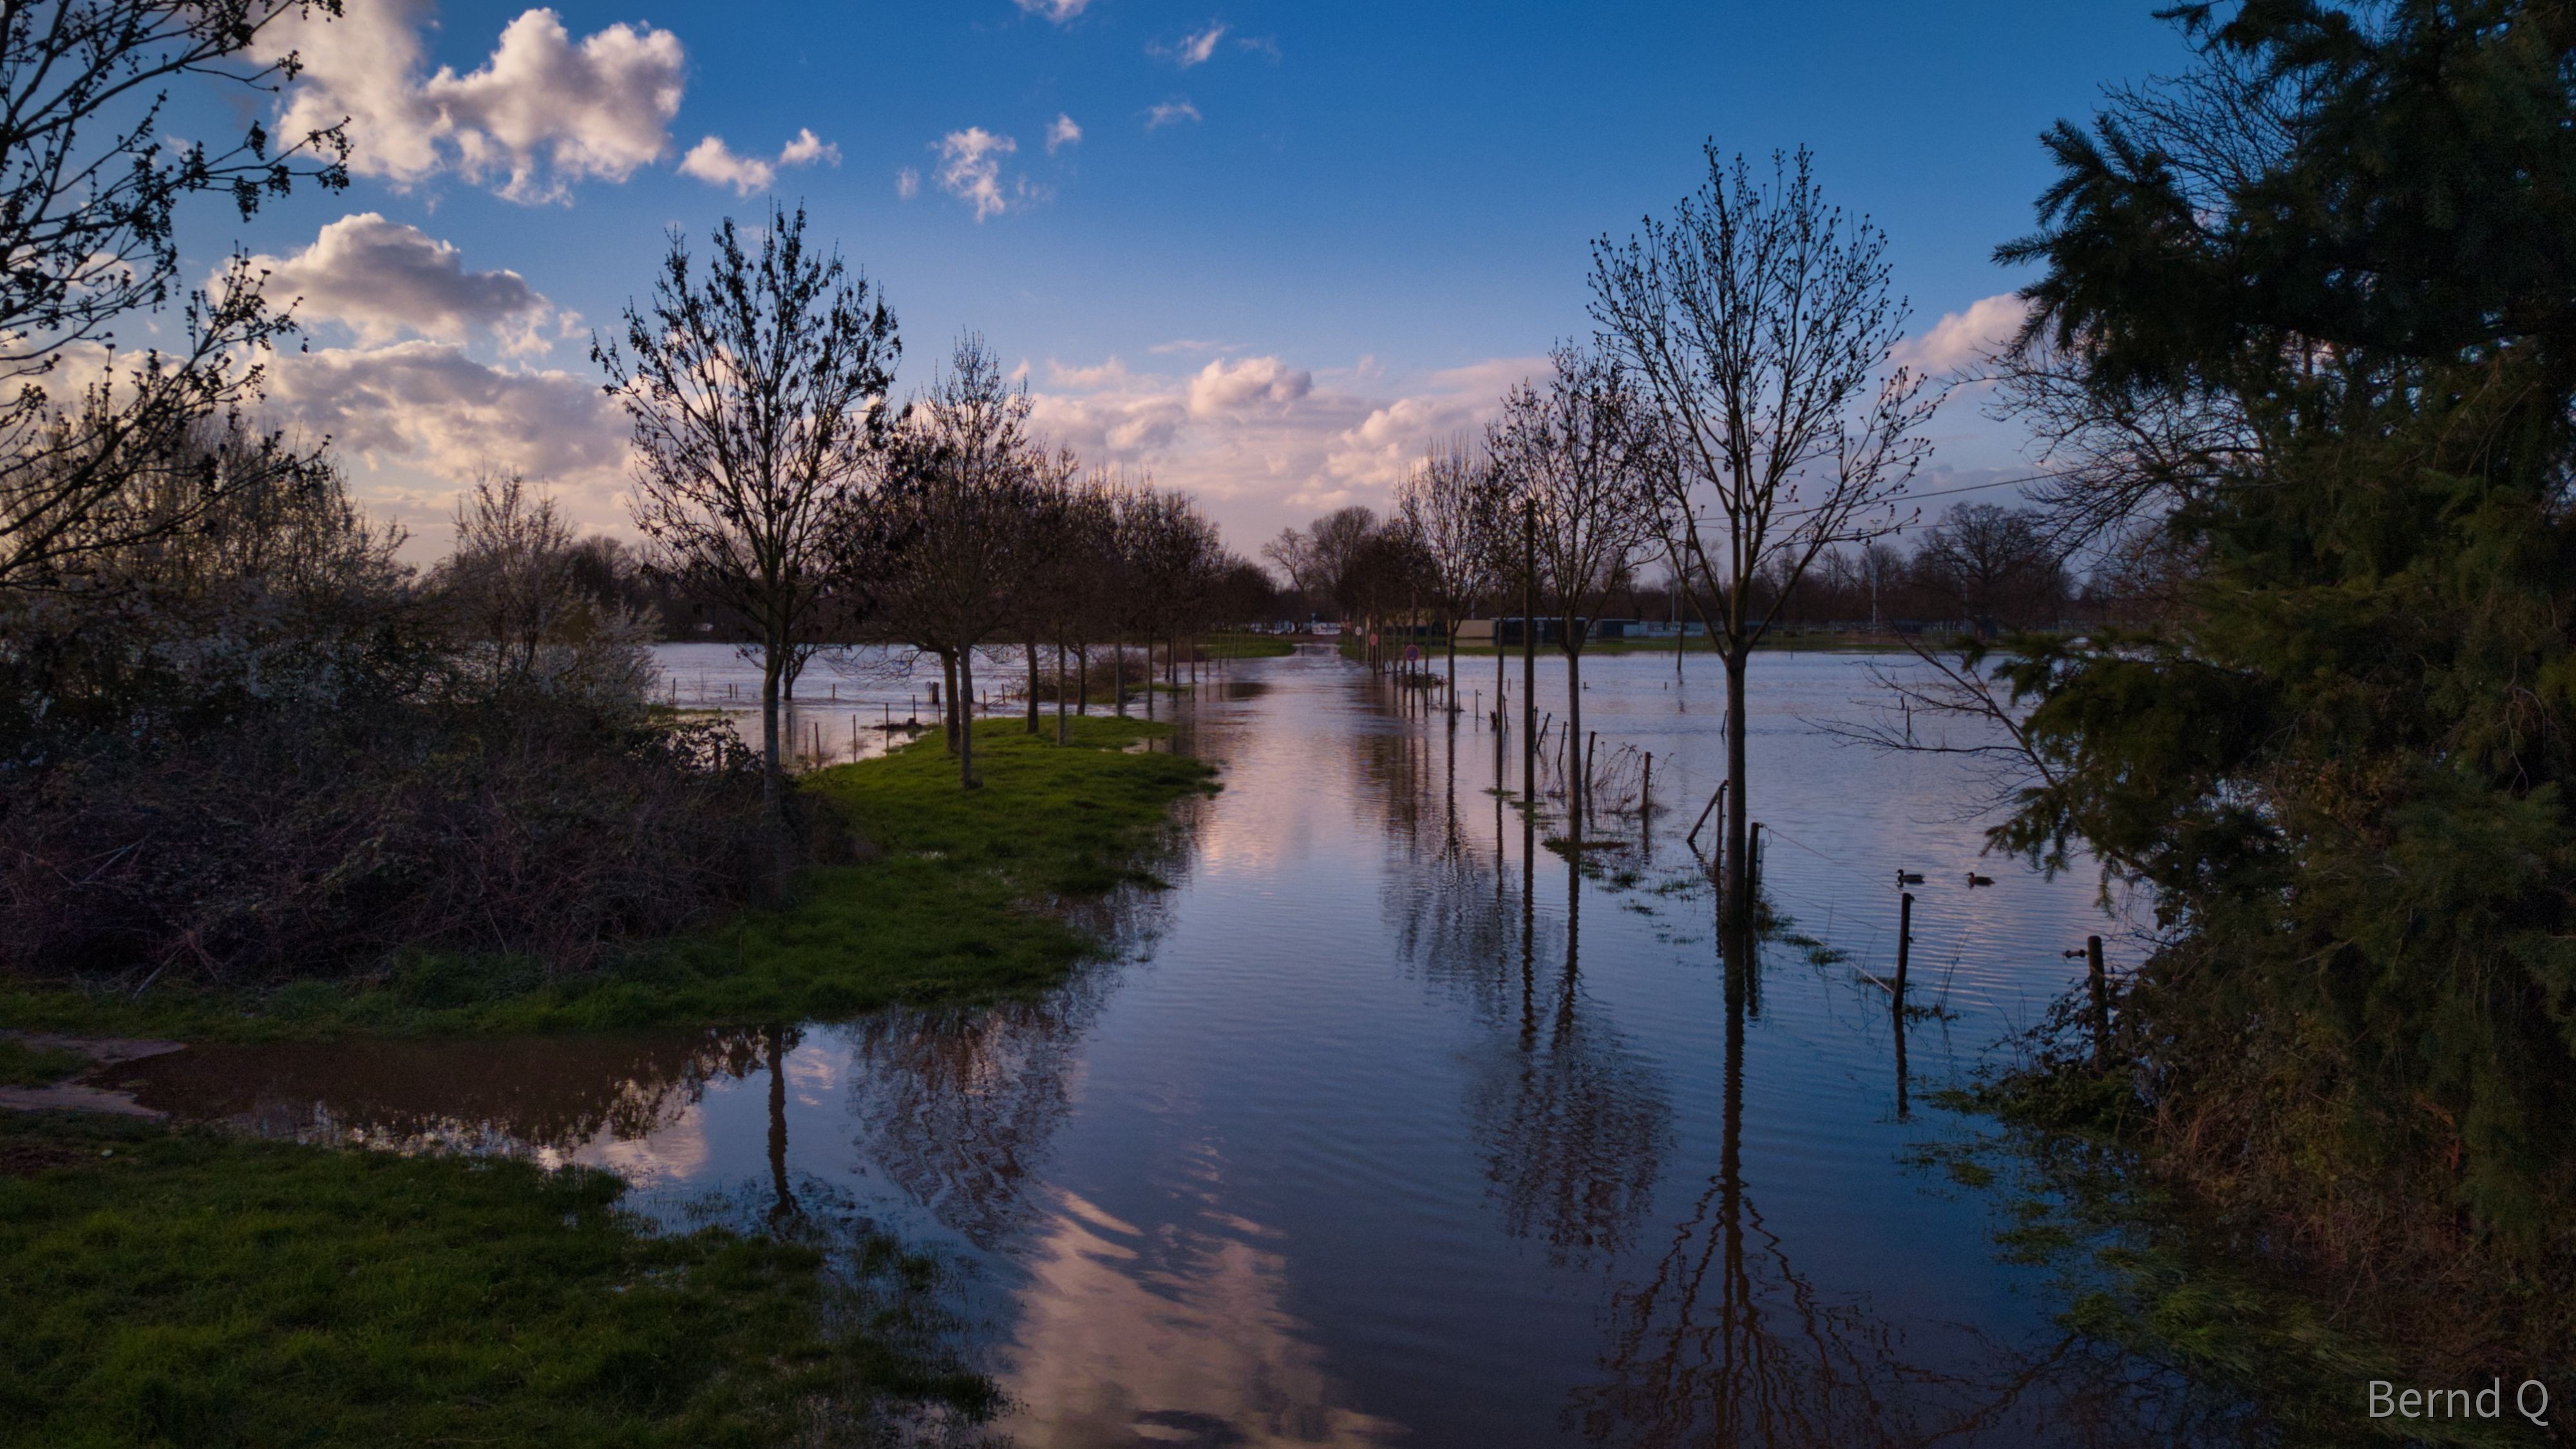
<box><xmin>0</xmin><ymin>715</ymin><xmax>1217</xmax><ymax>1041</ymax></box>
<box><xmin>0</xmin><ymin>1037</ymin><xmax>89</xmax><ymax>1086</ymax></box>
<box><xmin>0</xmin><ymin>1112</ymin><xmax>992</xmax><ymax>1448</ymax></box>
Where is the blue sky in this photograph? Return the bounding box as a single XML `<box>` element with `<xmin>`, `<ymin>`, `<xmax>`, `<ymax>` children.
<box><xmin>185</xmin><ymin>1</ymin><xmax>2195</xmax><ymax>556</ymax></box>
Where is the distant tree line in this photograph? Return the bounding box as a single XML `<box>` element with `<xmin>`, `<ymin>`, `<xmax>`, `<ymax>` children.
<box><xmin>1267</xmin><ymin>495</ymin><xmax>2088</xmax><ymax>638</ymax></box>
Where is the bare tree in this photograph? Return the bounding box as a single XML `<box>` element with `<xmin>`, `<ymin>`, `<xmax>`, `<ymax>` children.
<box><xmin>1012</xmin><ymin>446</ymin><xmax>1083</xmax><ymax>735</ymax></box>
<box><xmin>1029</xmin><ymin>476</ymin><xmax>1117</xmax><ymax>739</ymax></box>
<box><xmin>437</xmin><ymin>471</ymin><xmax>572</xmax><ymax>685</ymax></box>
<box><xmin>857</xmin><ymin>336</ymin><xmax>1043</xmax><ymax>789</ymax></box>
<box><xmin>1489</xmin><ymin>343</ymin><xmax>1658</xmax><ymax>828</ymax></box>
<box><xmin>1397</xmin><ymin>435</ymin><xmax>1497</xmax><ymax>714</ymax></box>
<box><xmin>594</xmin><ymin>205</ymin><xmax>899</xmax><ymax>810</ymax></box>
<box><xmin>0</xmin><ymin>2</ymin><xmax>354</xmax><ymax>594</ymax></box>
<box><xmin>1111</xmin><ymin>487</ymin><xmax>1222</xmax><ymax>710</ymax></box>
<box><xmin>1913</xmin><ymin>502</ymin><xmax>2068</xmax><ymax>630</ymax></box>
<box><xmin>1591</xmin><ymin>146</ymin><xmax>1937</xmax><ymax>923</ymax></box>
<box><xmin>1261</xmin><ymin>504</ymin><xmax>1377</xmax><ymax>623</ymax></box>
<box><xmin>434</xmin><ymin>471</ymin><xmax>656</xmax><ymax>711</ymax></box>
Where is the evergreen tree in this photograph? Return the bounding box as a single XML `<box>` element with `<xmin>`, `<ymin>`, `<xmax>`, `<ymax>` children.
<box><xmin>1993</xmin><ymin>0</ymin><xmax>2576</xmax><ymax>1312</ymax></box>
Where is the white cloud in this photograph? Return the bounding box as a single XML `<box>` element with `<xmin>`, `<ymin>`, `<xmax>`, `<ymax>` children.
<box><xmin>1025</xmin><ymin>352</ymin><xmax>1542</xmax><ymax>537</ymax></box>
<box><xmin>896</xmin><ymin>167</ymin><xmax>922</xmax><ymax>200</ymax></box>
<box><xmin>247</xmin><ymin>213</ymin><xmax>565</xmax><ymax>355</ymax></box>
<box><xmin>677</xmin><ymin>137</ymin><xmax>772</xmax><ymax>195</ymax></box>
<box><xmin>1046</xmin><ymin>113</ymin><xmax>1083</xmax><ymax>155</ymax></box>
<box><xmin>1186</xmin><ymin>355</ymin><xmax>1309</xmax><ymax>417</ymax></box>
<box><xmin>1146</xmin><ymin>99</ymin><xmax>1203</xmax><ymax>131</ymax></box>
<box><xmin>1149</xmin><ymin>338</ymin><xmax>1233</xmax><ymax>355</ymax></box>
<box><xmin>1895</xmin><ymin>292</ymin><xmax>2029</xmax><ymax>375</ymax></box>
<box><xmin>264</xmin><ymin>1</ymin><xmax>686</xmax><ymax>204</ymax></box>
<box><xmin>933</xmin><ymin>128</ymin><xmax>1020</xmax><ymax>221</ymax></box>
<box><xmin>266</xmin><ymin>341</ymin><xmax>626</xmax><ymax>485</ymax></box>
<box><xmin>1013</xmin><ymin>0</ymin><xmax>1094</xmax><ymax>21</ymax></box>
<box><xmin>678</xmin><ymin>128</ymin><xmax>840</xmax><ymax>196</ymax></box>
<box><xmin>1155</xmin><ymin>23</ymin><xmax>1227</xmax><ymax>66</ymax></box>
<box><xmin>1046</xmin><ymin>356</ymin><xmax>1133</xmax><ymax>389</ymax></box>
<box><xmin>778</xmin><ymin>128</ymin><xmax>838</xmax><ymax>167</ymax></box>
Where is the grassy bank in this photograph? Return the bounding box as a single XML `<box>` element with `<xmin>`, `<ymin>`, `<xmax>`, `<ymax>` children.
<box><xmin>1916</xmin><ymin>1075</ymin><xmax>2533</xmax><ymax>1448</ymax></box>
<box><xmin>0</xmin><ymin>716</ymin><xmax>1217</xmax><ymax>1041</ymax></box>
<box><xmin>0</xmin><ymin>1112</ymin><xmax>991</xmax><ymax>1448</ymax></box>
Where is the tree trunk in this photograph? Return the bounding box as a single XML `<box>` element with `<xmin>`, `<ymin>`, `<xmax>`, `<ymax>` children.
<box><xmin>958</xmin><ymin>647</ymin><xmax>980</xmax><ymax>788</ymax></box>
<box><xmin>1077</xmin><ymin>643</ymin><xmax>1090</xmax><ymax>715</ymax></box>
<box><xmin>1025</xmin><ymin>635</ymin><xmax>1041</xmax><ymax>733</ymax></box>
<box><xmin>1724</xmin><ymin>644</ymin><xmax>1752</xmax><ymax>930</ymax></box>
<box><xmin>759</xmin><ymin>634</ymin><xmax>786</xmax><ymax>812</ymax></box>
<box><xmin>941</xmin><ymin>649</ymin><xmax>961</xmax><ymax>754</ymax></box>
<box><xmin>1056</xmin><ymin>641</ymin><xmax>1070</xmax><ymax>743</ymax></box>
<box><xmin>1115</xmin><ymin>640</ymin><xmax>1128</xmax><ymax>717</ymax></box>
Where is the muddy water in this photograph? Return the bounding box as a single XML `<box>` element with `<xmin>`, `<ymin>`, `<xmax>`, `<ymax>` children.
<box><xmin>106</xmin><ymin>646</ymin><xmax>2175</xmax><ymax>1446</ymax></box>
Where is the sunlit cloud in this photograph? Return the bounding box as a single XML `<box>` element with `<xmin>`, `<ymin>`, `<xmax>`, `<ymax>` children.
<box><xmin>244</xmin><ymin>213</ymin><xmax>569</xmax><ymax>355</ymax></box>
<box><xmin>1013</xmin><ymin>0</ymin><xmax>1094</xmax><ymax>22</ymax></box>
<box><xmin>1028</xmin><ymin>352</ymin><xmax>1541</xmax><ymax>536</ymax></box>
<box><xmin>266</xmin><ymin>341</ymin><xmax>627</xmax><ymax>488</ymax></box>
<box><xmin>1146</xmin><ymin>99</ymin><xmax>1204</xmax><ymax>131</ymax></box>
<box><xmin>1046</xmin><ymin>113</ymin><xmax>1083</xmax><ymax>155</ymax></box>
<box><xmin>1153</xmin><ymin>23</ymin><xmax>1227</xmax><ymax>67</ymax></box>
<box><xmin>1894</xmin><ymin>292</ymin><xmax>2029</xmax><ymax>375</ymax></box>
<box><xmin>677</xmin><ymin>128</ymin><xmax>840</xmax><ymax>196</ymax></box>
<box><xmin>260</xmin><ymin>0</ymin><xmax>687</xmax><ymax>205</ymax></box>
<box><xmin>933</xmin><ymin>127</ymin><xmax>1021</xmax><ymax>221</ymax></box>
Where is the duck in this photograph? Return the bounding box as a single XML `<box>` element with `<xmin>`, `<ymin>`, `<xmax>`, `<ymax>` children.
<box><xmin>1895</xmin><ymin>869</ymin><xmax>1924</xmax><ymax>886</ymax></box>
<box><xmin>1966</xmin><ymin>872</ymin><xmax>1995</xmax><ymax>888</ymax></box>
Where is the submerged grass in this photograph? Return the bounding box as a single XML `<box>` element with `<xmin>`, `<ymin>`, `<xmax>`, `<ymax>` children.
<box><xmin>1908</xmin><ymin>1091</ymin><xmax>2532</xmax><ymax>1447</ymax></box>
<box><xmin>0</xmin><ymin>1112</ymin><xmax>993</xmax><ymax>1448</ymax></box>
<box><xmin>0</xmin><ymin>1036</ymin><xmax>87</xmax><ymax>1086</ymax></box>
<box><xmin>0</xmin><ymin>716</ymin><xmax>1216</xmax><ymax>1041</ymax></box>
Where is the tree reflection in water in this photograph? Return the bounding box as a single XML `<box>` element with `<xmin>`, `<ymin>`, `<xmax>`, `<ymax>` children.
<box><xmin>1569</xmin><ymin>930</ymin><xmax>1957</xmax><ymax>1446</ymax></box>
<box><xmin>1379</xmin><ymin>713</ymin><xmax>1675</xmax><ymax>1271</ymax></box>
<box><xmin>838</xmin><ymin>978</ymin><xmax>1113</xmax><ymax>1249</ymax></box>
<box><xmin>834</xmin><ymin>814</ymin><xmax>1191</xmax><ymax>1248</ymax></box>
<box><xmin>1363</xmin><ymin>701</ymin><xmax>2222</xmax><ymax>1444</ymax></box>
<box><xmin>1469</xmin><ymin>849</ymin><xmax>1674</xmax><ymax>1268</ymax></box>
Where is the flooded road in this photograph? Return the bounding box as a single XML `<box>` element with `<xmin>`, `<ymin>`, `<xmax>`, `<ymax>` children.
<box><xmin>107</xmin><ymin>646</ymin><xmax>2172</xmax><ymax>1446</ymax></box>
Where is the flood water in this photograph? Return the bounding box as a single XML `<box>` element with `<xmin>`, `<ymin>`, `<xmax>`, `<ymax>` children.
<box><xmin>106</xmin><ymin>645</ymin><xmax>2198</xmax><ymax>1446</ymax></box>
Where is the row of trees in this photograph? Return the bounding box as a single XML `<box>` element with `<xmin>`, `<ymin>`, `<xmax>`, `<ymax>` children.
<box><xmin>599</xmin><ymin>208</ymin><xmax>1261</xmax><ymax>797</ymax></box>
<box><xmin>1262</xmin><ymin>151</ymin><xmax>1941</xmax><ymax>918</ymax></box>
<box><xmin>1271</xmin><ymin>495</ymin><xmax>2081</xmax><ymax>644</ymax></box>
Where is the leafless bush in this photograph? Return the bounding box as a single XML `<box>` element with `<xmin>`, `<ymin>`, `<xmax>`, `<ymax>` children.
<box><xmin>0</xmin><ymin>711</ymin><xmax>772</xmax><ymax>985</ymax></box>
